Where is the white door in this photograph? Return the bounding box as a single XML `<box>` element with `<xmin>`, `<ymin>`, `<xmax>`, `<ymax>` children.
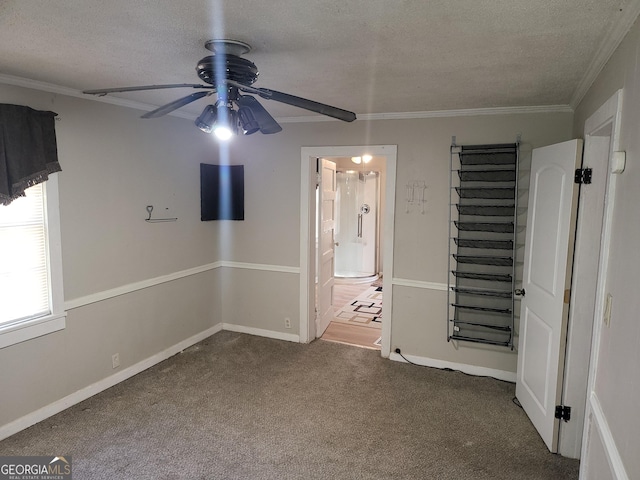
<box><xmin>317</xmin><ymin>159</ymin><xmax>337</xmax><ymax>337</ymax></box>
<box><xmin>516</xmin><ymin>139</ymin><xmax>583</xmax><ymax>452</ymax></box>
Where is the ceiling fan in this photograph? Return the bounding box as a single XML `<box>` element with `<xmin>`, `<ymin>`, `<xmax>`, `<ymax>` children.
<box><xmin>83</xmin><ymin>39</ymin><xmax>357</xmax><ymax>139</ymax></box>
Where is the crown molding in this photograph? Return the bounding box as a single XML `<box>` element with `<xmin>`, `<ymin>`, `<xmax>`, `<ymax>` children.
<box><xmin>277</xmin><ymin>104</ymin><xmax>573</xmax><ymax>123</ymax></box>
<box><xmin>1</xmin><ymin>73</ymin><xmax>572</xmax><ymax>123</ymax></box>
<box><xmin>570</xmin><ymin>0</ymin><xmax>640</xmax><ymax>109</ymax></box>
<box><xmin>0</xmin><ymin>73</ymin><xmax>195</xmax><ymax>120</ymax></box>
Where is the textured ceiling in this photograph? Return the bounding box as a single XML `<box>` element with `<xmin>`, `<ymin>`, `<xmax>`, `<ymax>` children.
<box><xmin>0</xmin><ymin>0</ymin><xmax>638</xmax><ymax>119</ymax></box>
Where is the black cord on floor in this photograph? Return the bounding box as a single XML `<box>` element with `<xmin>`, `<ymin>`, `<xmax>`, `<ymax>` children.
<box><xmin>440</xmin><ymin>366</ymin><xmax>513</xmax><ymax>384</ymax></box>
<box><xmin>395</xmin><ymin>349</ymin><xmax>523</xmax><ymax>411</ymax></box>
<box><xmin>394</xmin><ymin>348</ymin><xmax>515</xmax><ymax>384</ymax></box>
<box><xmin>394</xmin><ymin>348</ymin><xmax>420</xmax><ymax>366</ymax></box>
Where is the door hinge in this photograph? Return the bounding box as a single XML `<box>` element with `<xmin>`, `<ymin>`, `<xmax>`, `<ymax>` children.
<box><xmin>555</xmin><ymin>405</ymin><xmax>571</xmax><ymax>422</ymax></box>
<box><xmin>574</xmin><ymin>168</ymin><xmax>592</xmax><ymax>184</ymax></box>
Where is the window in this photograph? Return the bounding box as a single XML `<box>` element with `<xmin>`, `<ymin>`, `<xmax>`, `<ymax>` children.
<box><xmin>0</xmin><ymin>176</ymin><xmax>65</xmax><ymax>349</ymax></box>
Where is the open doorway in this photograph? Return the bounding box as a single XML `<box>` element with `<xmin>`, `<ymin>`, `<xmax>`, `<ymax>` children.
<box><xmin>299</xmin><ymin>145</ymin><xmax>397</xmax><ymax>357</ymax></box>
<box><xmin>323</xmin><ymin>157</ymin><xmax>385</xmax><ymax>349</ymax></box>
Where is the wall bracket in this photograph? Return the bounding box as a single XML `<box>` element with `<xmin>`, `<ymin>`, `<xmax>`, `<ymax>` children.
<box><xmin>145</xmin><ymin>205</ymin><xmax>177</xmax><ymax>223</ymax></box>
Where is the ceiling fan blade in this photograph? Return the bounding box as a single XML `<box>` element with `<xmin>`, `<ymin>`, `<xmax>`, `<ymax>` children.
<box><xmin>141</xmin><ymin>91</ymin><xmax>211</xmax><ymax>118</ymax></box>
<box><xmin>235</xmin><ymin>95</ymin><xmax>282</xmax><ymax>134</ymax></box>
<box><xmin>227</xmin><ymin>80</ymin><xmax>356</xmax><ymax>123</ymax></box>
<box><xmin>83</xmin><ymin>84</ymin><xmax>215</xmax><ymax>95</ymax></box>
<box><xmin>261</xmin><ymin>89</ymin><xmax>356</xmax><ymax>122</ymax></box>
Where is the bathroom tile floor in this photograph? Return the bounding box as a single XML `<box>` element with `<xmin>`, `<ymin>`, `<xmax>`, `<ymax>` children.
<box><xmin>321</xmin><ymin>282</ymin><xmax>382</xmax><ymax>350</ymax></box>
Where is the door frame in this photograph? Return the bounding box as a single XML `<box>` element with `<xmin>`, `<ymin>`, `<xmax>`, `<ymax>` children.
<box><xmin>577</xmin><ymin>90</ymin><xmax>624</xmax><ymax>473</ymax></box>
<box><xmin>299</xmin><ymin>145</ymin><xmax>397</xmax><ymax>357</ymax></box>
<box><xmin>558</xmin><ymin>90</ymin><xmax>622</xmax><ymax>458</ymax></box>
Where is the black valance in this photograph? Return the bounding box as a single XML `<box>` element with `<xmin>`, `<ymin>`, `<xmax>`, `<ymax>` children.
<box><xmin>0</xmin><ymin>104</ymin><xmax>61</xmax><ymax>205</ymax></box>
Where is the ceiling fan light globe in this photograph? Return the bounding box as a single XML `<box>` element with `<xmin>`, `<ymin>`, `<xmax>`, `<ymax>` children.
<box><xmin>242</xmin><ymin>125</ymin><xmax>259</xmax><ymax>136</ymax></box>
<box><xmin>214</xmin><ymin>105</ymin><xmax>238</xmax><ymax>140</ymax></box>
<box><xmin>213</xmin><ymin>125</ymin><xmax>234</xmax><ymax>141</ymax></box>
<box><xmin>238</xmin><ymin>106</ymin><xmax>260</xmax><ymax>135</ymax></box>
<box><xmin>195</xmin><ymin>119</ymin><xmax>213</xmax><ymax>134</ymax></box>
<box><xmin>195</xmin><ymin>104</ymin><xmax>217</xmax><ymax>133</ymax></box>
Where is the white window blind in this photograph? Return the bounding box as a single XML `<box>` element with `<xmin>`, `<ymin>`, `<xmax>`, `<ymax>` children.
<box><xmin>0</xmin><ymin>183</ymin><xmax>51</xmax><ymax>325</ymax></box>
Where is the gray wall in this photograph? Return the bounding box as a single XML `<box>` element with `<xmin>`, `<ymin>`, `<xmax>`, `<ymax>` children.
<box><xmin>0</xmin><ymin>85</ymin><xmax>223</xmax><ymax>428</ymax></box>
<box><xmin>573</xmin><ymin>17</ymin><xmax>640</xmax><ymax>480</ymax></box>
<box><xmin>221</xmin><ymin>114</ymin><xmax>572</xmax><ymax>373</ymax></box>
<box><xmin>0</xmin><ymin>82</ymin><xmax>573</xmax><ymax>433</ymax></box>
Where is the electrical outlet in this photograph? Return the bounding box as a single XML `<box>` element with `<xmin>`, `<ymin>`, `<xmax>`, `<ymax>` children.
<box><xmin>111</xmin><ymin>353</ymin><xmax>120</xmax><ymax>369</ymax></box>
<box><xmin>284</xmin><ymin>317</ymin><xmax>291</xmax><ymax>329</ymax></box>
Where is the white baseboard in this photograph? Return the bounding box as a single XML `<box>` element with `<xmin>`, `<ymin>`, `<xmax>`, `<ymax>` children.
<box><xmin>0</xmin><ymin>323</ymin><xmax>223</xmax><ymax>442</ymax></box>
<box><xmin>587</xmin><ymin>393</ymin><xmax>628</xmax><ymax>480</ymax></box>
<box><xmin>222</xmin><ymin>323</ymin><xmax>300</xmax><ymax>343</ymax></box>
<box><xmin>389</xmin><ymin>352</ymin><xmax>516</xmax><ymax>383</ymax></box>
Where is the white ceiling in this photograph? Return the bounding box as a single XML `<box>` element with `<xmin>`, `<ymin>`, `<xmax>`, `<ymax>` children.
<box><xmin>1</xmin><ymin>0</ymin><xmax>639</xmax><ymax>120</ymax></box>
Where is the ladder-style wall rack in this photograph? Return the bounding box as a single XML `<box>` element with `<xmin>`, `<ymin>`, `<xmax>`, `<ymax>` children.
<box><xmin>447</xmin><ymin>141</ymin><xmax>520</xmax><ymax>349</ymax></box>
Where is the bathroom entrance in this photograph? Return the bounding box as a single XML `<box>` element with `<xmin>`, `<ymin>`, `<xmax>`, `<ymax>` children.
<box><xmin>299</xmin><ymin>145</ymin><xmax>397</xmax><ymax>358</ymax></box>
<box><xmin>316</xmin><ymin>154</ymin><xmax>386</xmax><ymax>349</ymax></box>
<box><xmin>334</xmin><ymin>169</ymin><xmax>380</xmax><ymax>281</ymax></box>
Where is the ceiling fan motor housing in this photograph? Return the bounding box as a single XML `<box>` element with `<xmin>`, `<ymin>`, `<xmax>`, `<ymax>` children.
<box><xmin>196</xmin><ymin>55</ymin><xmax>259</xmax><ymax>86</ymax></box>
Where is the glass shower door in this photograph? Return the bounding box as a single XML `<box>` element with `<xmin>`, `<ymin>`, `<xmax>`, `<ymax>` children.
<box><xmin>334</xmin><ymin>171</ymin><xmax>378</xmax><ymax>278</ymax></box>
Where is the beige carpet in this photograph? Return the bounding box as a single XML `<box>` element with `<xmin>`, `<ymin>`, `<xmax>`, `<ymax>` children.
<box><xmin>0</xmin><ymin>332</ymin><xmax>579</xmax><ymax>479</ymax></box>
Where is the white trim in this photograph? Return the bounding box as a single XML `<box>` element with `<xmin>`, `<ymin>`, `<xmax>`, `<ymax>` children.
<box><xmin>299</xmin><ymin>154</ymin><xmax>313</xmax><ymax>344</ymax></box>
<box><xmin>0</xmin><ymin>73</ymin><xmax>573</xmax><ymax>124</ymax></box>
<box><xmin>222</xmin><ymin>323</ymin><xmax>300</xmax><ymax>343</ymax></box>
<box><xmin>584</xmin><ymin>90</ymin><xmax>624</xmax><ymax>139</ymax></box>
<box><xmin>570</xmin><ymin>0</ymin><xmax>640</xmax><ymax>109</ymax></box>
<box><xmin>380</xmin><ymin>150</ymin><xmax>397</xmax><ymax>358</ymax></box>
<box><xmin>0</xmin><ymin>323</ymin><xmax>223</xmax><ymax>442</ymax></box>
<box><xmin>64</xmin><ymin>260</ymin><xmax>299</xmax><ymax>311</ymax></box>
<box><xmin>580</xmin><ymin>90</ymin><xmax>623</xmax><ymax>475</ymax></box>
<box><xmin>588</xmin><ymin>393</ymin><xmax>629</xmax><ymax>480</ymax></box>
<box><xmin>389</xmin><ymin>352</ymin><xmax>516</xmax><ymax>383</ymax></box>
<box><xmin>278</xmin><ymin>105</ymin><xmax>573</xmax><ymax>123</ymax></box>
<box><xmin>64</xmin><ymin>262</ymin><xmax>223</xmax><ymax>310</ymax></box>
<box><xmin>220</xmin><ymin>261</ymin><xmax>299</xmax><ymax>274</ymax></box>
<box><xmin>392</xmin><ymin>278</ymin><xmax>448</xmax><ymax>291</ymax></box>
<box><xmin>0</xmin><ymin>313</ymin><xmax>66</xmax><ymax>350</ymax></box>
<box><xmin>45</xmin><ymin>174</ymin><xmax>65</xmax><ymax>320</ymax></box>
<box><xmin>0</xmin><ymin>74</ymin><xmax>195</xmax><ymax>120</ymax></box>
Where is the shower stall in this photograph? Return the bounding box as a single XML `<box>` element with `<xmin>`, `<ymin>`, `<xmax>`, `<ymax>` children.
<box><xmin>334</xmin><ymin>170</ymin><xmax>379</xmax><ymax>280</ymax></box>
